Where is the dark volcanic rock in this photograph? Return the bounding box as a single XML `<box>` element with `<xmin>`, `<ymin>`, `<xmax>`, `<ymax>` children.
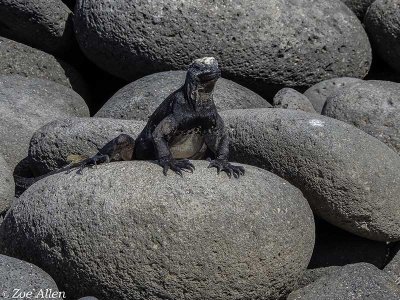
<box><xmin>273</xmin><ymin>88</ymin><xmax>317</xmax><ymax>113</ymax></box>
<box><xmin>288</xmin><ymin>263</ymin><xmax>400</xmax><ymax>300</ymax></box>
<box><xmin>0</xmin><ymin>76</ymin><xmax>89</xmax><ymax>171</ymax></box>
<box><xmin>96</xmin><ymin>71</ymin><xmax>270</xmax><ymax>121</ymax></box>
<box><xmin>29</xmin><ymin>117</ymin><xmax>145</xmax><ymax>175</ymax></box>
<box><xmin>297</xmin><ymin>266</ymin><xmax>342</xmax><ymax>289</ymax></box>
<box><xmin>365</xmin><ymin>0</ymin><xmax>400</xmax><ymax>73</ymax></box>
<box><xmin>0</xmin><ymin>255</ymin><xmax>59</xmax><ymax>298</ymax></box>
<box><xmin>0</xmin><ymin>161</ymin><xmax>315</xmax><ymax>300</ymax></box>
<box><xmin>0</xmin><ymin>37</ymin><xmax>89</xmax><ymax>99</ymax></box>
<box><xmin>322</xmin><ymin>80</ymin><xmax>400</xmax><ymax>154</ymax></box>
<box><xmin>0</xmin><ymin>155</ymin><xmax>14</xmax><ymax>214</ymax></box>
<box><xmin>74</xmin><ymin>0</ymin><xmax>371</xmax><ymax>89</ymax></box>
<box><xmin>221</xmin><ymin>109</ymin><xmax>400</xmax><ymax>241</ymax></box>
<box><xmin>0</xmin><ymin>0</ymin><xmax>74</xmax><ymax>56</ymax></box>
<box><xmin>341</xmin><ymin>0</ymin><xmax>375</xmax><ymax>19</ymax></box>
<box><xmin>303</xmin><ymin>77</ymin><xmax>362</xmax><ymax>113</ymax></box>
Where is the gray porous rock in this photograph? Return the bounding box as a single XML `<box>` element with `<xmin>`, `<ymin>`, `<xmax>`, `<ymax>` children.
<box><xmin>309</xmin><ymin>220</ymin><xmax>390</xmax><ymax>269</ymax></box>
<box><xmin>0</xmin><ymin>255</ymin><xmax>59</xmax><ymax>299</ymax></box>
<box><xmin>0</xmin><ymin>0</ymin><xmax>74</xmax><ymax>56</ymax></box>
<box><xmin>0</xmin><ymin>155</ymin><xmax>14</xmax><ymax>215</ymax></box>
<box><xmin>273</xmin><ymin>88</ymin><xmax>317</xmax><ymax>114</ymax></box>
<box><xmin>29</xmin><ymin>117</ymin><xmax>146</xmax><ymax>176</ymax></box>
<box><xmin>385</xmin><ymin>246</ymin><xmax>400</xmax><ymax>285</ymax></box>
<box><xmin>288</xmin><ymin>263</ymin><xmax>400</xmax><ymax>300</ymax></box>
<box><xmin>0</xmin><ymin>37</ymin><xmax>89</xmax><ymax>99</ymax></box>
<box><xmin>297</xmin><ymin>266</ymin><xmax>342</xmax><ymax>289</ymax></box>
<box><xmin>95</xmin><ymin>71</ymin><xmax>271</xmax><ymax>121</ymax></box>
<box><xmin>0</xmin><ymin>75</ymin><xmax>89</xmax><ymax>171</ymax></box>
<box><xmin>0</xmin><ymin>161</ymin><xmax>315</xmax><ymax>300</ymax></box>
<box><xmin>221</xmin><ymin>108</ymin><xmax>400</xmax><ymax>241</ymax></box>
<box><xmin>365</xmin><ymin>0</ymin><xmax>400</xmax><ymax>73</ymax></box>
<box><xmin>322</xmin><ymin>80</ymin><xmax>400</xmax><ymax>154</ymax></box>
<box><xmin>341</xmin><ymin>0</ymin><xmax>375</xmax><ymax>19</ymax></box>
<box><xmin>303</xmin><ymin>77</ymin><xmax>362</xmax><ymax>113</ymax></box>
<box><xmin>74</xmin><ymin>0</ymin><xmax>371</xmax><ymax>88</ymax></box>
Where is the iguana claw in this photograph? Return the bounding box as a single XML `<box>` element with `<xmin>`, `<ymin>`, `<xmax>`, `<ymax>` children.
<box><xmin>208</xmin><ymin>159</ymin><xmax>245</xmax><ymax>179</ymax></box>
<box><xmin>158</xmin><ymin>157</ymin><xmax>195</xmax><ymax>176</ymax></box>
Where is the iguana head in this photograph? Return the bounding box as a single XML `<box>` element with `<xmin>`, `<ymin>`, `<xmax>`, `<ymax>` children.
<box><xmin>185</xmin><ymin>57</ymin><xmax>221</xmax><ymax>109</ymax></box>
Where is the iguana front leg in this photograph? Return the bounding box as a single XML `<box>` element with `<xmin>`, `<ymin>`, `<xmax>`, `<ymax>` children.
<box><xmin>153</xmin><ymin>116</ymin><xmax>195</xmax><ymax>176</ymax></box>
<box><xmin>205</xmin><ymin>116</ymin><xmax>245</xmax><ymax>178</ymax></box>
<box><xmin>75</xmin><ymin>134</ymin><xmax>135</xmax><ymax>173</ymax></box>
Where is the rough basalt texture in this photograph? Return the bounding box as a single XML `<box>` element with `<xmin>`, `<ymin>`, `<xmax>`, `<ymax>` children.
<box><xmin>0</xmin><ymin>155</ymin><xmax>14</xmax><ymax>215</ymax></box>
<box><xmin>0</xmin><ymin>161</ymin><xmax>315</xmax><ymax>300</ymax></box>
<box><xmin>0</xmin><ymin>76</ymin><xmax>89</xmax><ymax>171</ymax></box>
<box><xmin>95</xmin><ymin>71</ymin><xmax>270</xmax><ymax>121</ymax></box>
<box><xmin>273</xmin><ymin>88</ymin><xmax>317</xmax><ymax>114</ymax></box>
<box><xmin>221</xmin><ymin>109</ymin><xmax>400</xmax><ymax>241</ymax></box>
<box><xmin>288</xmin><ymin>263</ymin><xmax>400</xmax><ymax>300</ymax></box>
<box><xmin>297</xmin><ymin>266</ymin><xmax>342</xmax><ymax>289</ymax></box>
<box><xmin>365</xmin><ymin>0</ymin><xmax>400</xmax><ymax>73</ymax></box>
<box><xmin>341</xmin><ymin>0</ymin><xmax>375</xmax><ymax>19</ymax></box>
<box><xmin>29</xmin><ymin>118</ymin><xmax>145</xmax><ymax>176</ymax></box>
<box><xmin>0</xmin><ymin>255</ymin><xmax>59</xmax><ymax>298</ymax></box>
<box><xmin>74</xmin><ymin>0</ymin><xmax>371</xmax><ymax>88</ymax></box>
<box><xmin>385</xmin><ymin>247</ymin><xmax>400</xmax><ymax>285</ymax></box>
<box><xmin>322</xmin><ymin>81</ymin><xmax>400</xmax><ymax>154</ymax></box>
<box><xmin>303</xmin><ymin>77</ymin><xmax>362</xmax><ymax>113</ymax></box>
<box><xmin>0</xmin><ymin>0</ymin><xmax>74</xmax><ymax>56</ymax></box>
<box><xmin>0</xmin><ymin>37</ymin><xmax>89</xmax><ymax>99</ymax></box>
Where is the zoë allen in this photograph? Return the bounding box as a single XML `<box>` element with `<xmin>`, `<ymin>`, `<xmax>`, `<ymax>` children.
<box><xmin>12</xmin><ymin>289</ymin><xmax>65</xmax><ymax>299</ymax></box>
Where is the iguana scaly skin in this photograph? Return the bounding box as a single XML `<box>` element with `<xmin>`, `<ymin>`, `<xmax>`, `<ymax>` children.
<box><xmin>22</xmin><ymin>57</ymin><xmax>244</xmax><ymax>187</ymax></box>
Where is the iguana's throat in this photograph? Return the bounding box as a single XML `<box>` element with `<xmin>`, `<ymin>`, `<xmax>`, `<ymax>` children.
<box><xmin>187</xmin><ymin>79</ymin><xmax>217</xmax><ymax>110</ymax></box>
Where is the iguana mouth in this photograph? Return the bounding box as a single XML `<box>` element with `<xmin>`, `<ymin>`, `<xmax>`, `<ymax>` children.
<box><xmin>198</xmin><ymin>70</ymin><xmax>221</xmax><ymax>82</ymax></box>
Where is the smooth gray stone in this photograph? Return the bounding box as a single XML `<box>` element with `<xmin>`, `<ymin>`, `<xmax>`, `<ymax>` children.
<box><xmin>0</xmin><ymin>255</ymin><xmax>59</xmax><ymax>300</ymax></box>
<box><xmin>0</xmin><ymin>0</ymin><xmax>74</xmax><ymax>56</ymax></box>
<box><xmin>221</xmin><ymin>108</ymin><xmax>400</xmax><ymax>241</ymax></box>
<box><xmin>288</xmin><ymin>263</ymin><xmax>400</xmax><ymax>300</ymax></box>
<box><xmin>0</xmin><ymin>161</ymin><xmax>315</xmax><ymax>300</ymax></box>
<box><xmin>273</xmin><ymin>88</ymin><xmax>317</xmax><ymax>113</ymax></box>
<box><xmin>74</xmin><ymin>0</ymin><xmax>371</xmax><ymax>88</ymax></box>
<box><xmin>303</xmin><ymin>77</ymin><xmax>362</xmax><ymax>113</ymax></box>
<box><xmin>322</xmin><ymin>80</ymin><xmax>400</xmax><ymax>154</ymax></box>
<box><xmin>28</xmin><ymin>117</ymin><xmax>145</xmax><ymax>176</ymax></box>
<box><xmin>0</xmin><ymin>36</ymin><xmax>89</xmax><ymax>99</ymax></box>
<box><xmin>365</xmin><ymin>0</ymin><xmax>400</xmax><ymax>73</ymax></box>
<box><xmin>0</xmin><ymin>75</ymin><xmax>89</xmax><ymax>171</ymax></box>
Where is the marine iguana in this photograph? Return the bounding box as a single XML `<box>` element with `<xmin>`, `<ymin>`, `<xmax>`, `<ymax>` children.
<box><xmin>16</xmin><ymin>57</ymin><xmax>244</xmax><ymax>193</ymax></box>
<box><xmin>76</xmin><ymin>57</ymin><xmax>244</xmax><ymax>178</ymax></box>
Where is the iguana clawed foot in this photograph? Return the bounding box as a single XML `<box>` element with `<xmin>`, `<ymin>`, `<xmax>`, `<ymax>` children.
<box><xmin>208</xmin><ymin>158</ymin><xmax>245</xmax><ymax>179</ymax></box>
<box><xmin>158</xmin><ymin>157</ymin><xmax>195</xmax><ymax>176</ymax></box>
<box><xmin>75</xmin><ymin>154</ymin><xmax>110</xmax><ymax>174</ymax></box>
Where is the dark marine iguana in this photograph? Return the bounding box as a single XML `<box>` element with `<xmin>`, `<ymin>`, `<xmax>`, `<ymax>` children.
<box><xmin>77</xmin><ymin>57</ymin><xmax>244</xmax><ymax>177</ymax></box>
<box><xmin>17</xmin><ymin>57</ymin><xmax>244</xmax><ymax>191</ymax></box>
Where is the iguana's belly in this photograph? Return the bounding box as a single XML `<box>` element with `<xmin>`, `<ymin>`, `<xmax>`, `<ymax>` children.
<box><xmin>169</xmin><ymin>131</ymin><xmax>207</xmax><ymax>160</ymax></box>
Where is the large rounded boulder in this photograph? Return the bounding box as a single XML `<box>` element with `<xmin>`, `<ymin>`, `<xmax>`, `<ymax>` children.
<box><xmin>221</xmin><ymin>108</ymin><xmax>400</xmax><ymax>241</ymax></box>
<box><xmin>322</xmin><ymin>80</ymin><xmax>400</xmax><ymax>154</ymax></box>
<box><xmin>303</xmin><ymin>77</ymin><xmax>362</xmax><ymax>113</ymax></box>
<box><xmin>0</xmin><ymin>37</ymin><xmax>88</xmax><ymax>99</ymax></box>
<box><xmin>29</xmin><ymin>117</ymin><xmax>145</xmax><ymax>175</ymax></box>
<box><xmin>0</xmin><ymin>0</ymin><xmax>74</xmax><ymax>56</ymax></box>
<box><xmin>0</xmin><ymin>155</ymin><xmax>14</xmax><ymax>214</ymax></box>
<box><xmin>365</xmin><ymin>0</ymin><xmax>400</xmax><ymax>73</ymax></box>
<box><xmin>0</xmin><ymin>255</ymin><xmax>60</xmax><ymax>298</ymax></box>
<box><xmin>96</xmin><ymin>71</ymin><xmax>270</xmax><ymax>121</ymax></box>
<box><xmin>74</xmin><ymin>0</ymin><xmax>371</xmax><ymax>88</ymax></box>
<box><xmin>0</xmin><ymin>76</ymin><xmax>89</xmax><ymax>171</ymax></box>
<box><xmin>0</xmin><ymin>161</ymin><xmax>315</xmax><ymax>300</ymax></box>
